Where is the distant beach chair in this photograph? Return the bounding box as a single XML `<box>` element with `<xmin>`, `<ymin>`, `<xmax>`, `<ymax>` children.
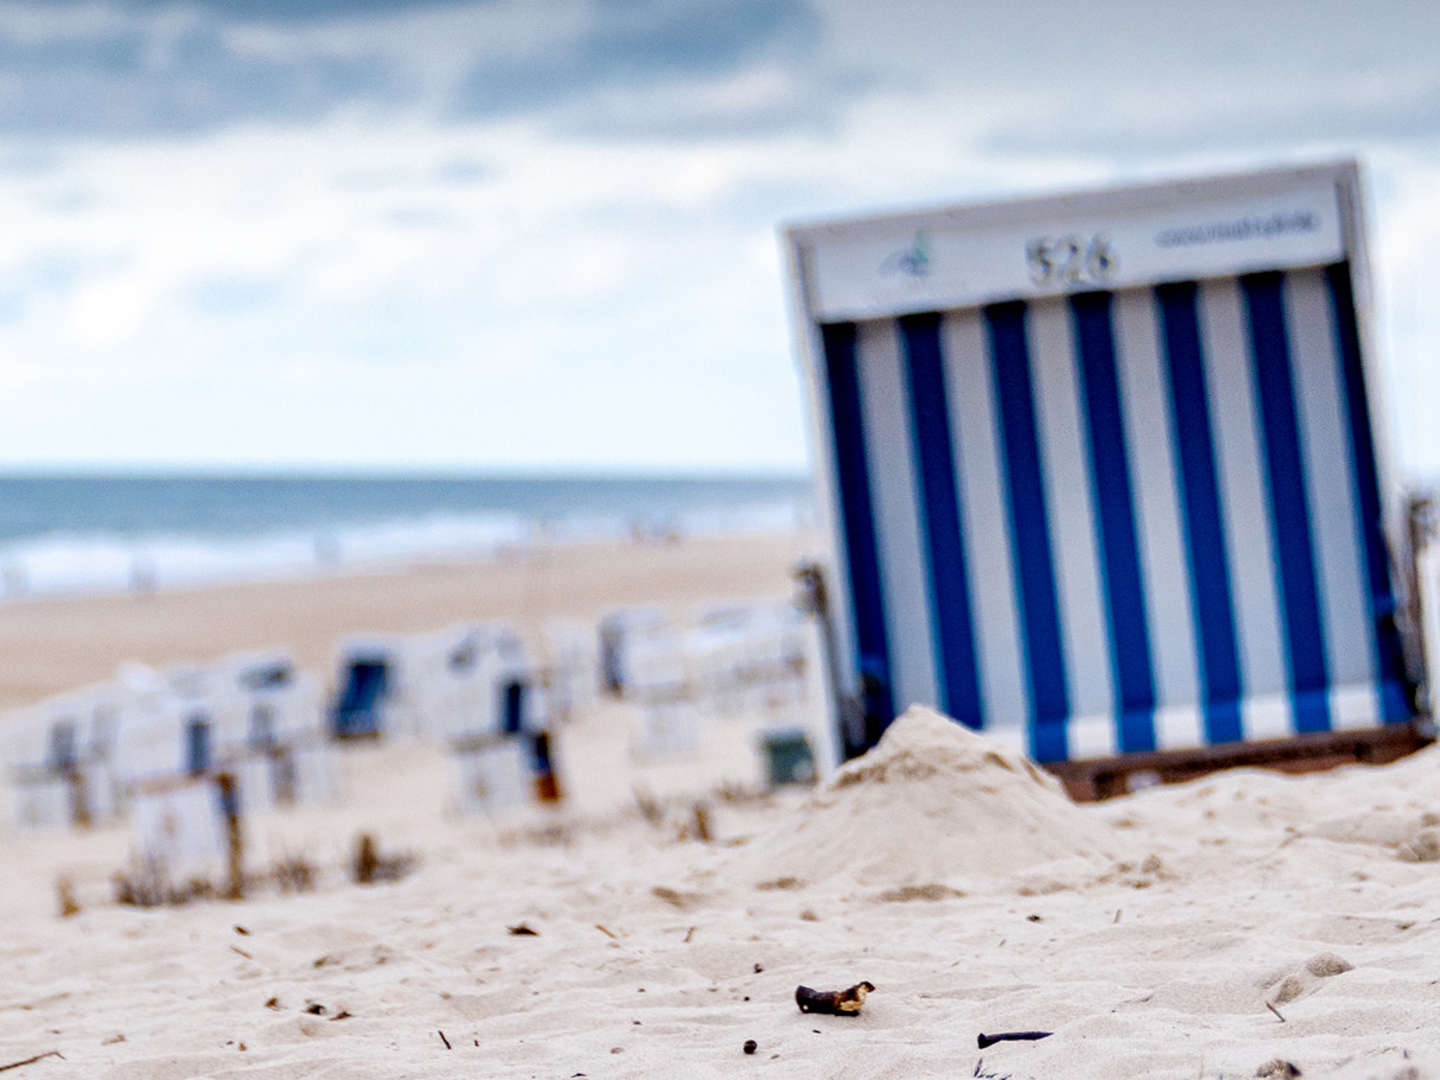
<box><xmin>437</xmin><ymin>622</ymin><xmax>534</xmax><ymax>739</ymax></box>
<box><xmin>216</xmin><ymin>650</ymin><xmax>334</xmax><ymax>810</ymax></box>
<box><xmin>329</xmin><ymin>638</ymin><xmax>403</xmax><ymax>739</ymax></box>
<box><xmin>128</xmin><ymin>773</ymin><xmax>237</xmax><ymax>899</ymax></box>
<box><xmin>108</xmin><ymin>651</ymin><xmax>334</xmax><ymax>899</ymax></box>
<box><xmin>758</xmin><ymin>727</ymin><xmax>818</xmax><ymax>787</ymax></box>
<box><xmin>623</xmin><ymin>622</ymin><xmax>703</xmax><ymax>759</ymax></box>
<box><xmin>109</xmin><ymin>653</ymin><xmax>333</xmax><ymax>819</ymax></box>
<box><xmin>3</xmin><ymin>706</ymin><xmax>72</xmax><ymax>828</ymax></box>
<box><xmin>449</xmin><ymin>733</ymin><xmax>535</xmax><ymax>816</ymax></box>
<box><xmin>597</xmin><ymin>607</ymin><xmax>666</xmax><ymax>697</ymax></box>
<box><xmin>540</xmin><ymin>618</ymin><xmax>599</xmax><ymax>722</ymax></box>
<box><xmin>1</xmin><ymin>647</ymin><xmax>335</xmax><ymax>839</ymax></box>
<box><xmin>330</xmin><ymin>627</ymin><xmax>505</xmax><ymax>742</ymax></box>
<box><xmin>441</xmin><ymin>623</ymin><xmax>563</xmax><ymax>814</ymax></box>
<box><xmin>2</xmin><ymin>683</ymin><xmax>128</xmax><ymax>828</ymax></box>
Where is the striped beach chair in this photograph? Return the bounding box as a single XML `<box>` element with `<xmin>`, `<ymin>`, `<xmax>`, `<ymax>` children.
<box><xmin>785</xmin><ymin>160</ymin><xmax>1425</xmax><ymax>795</ymax></box>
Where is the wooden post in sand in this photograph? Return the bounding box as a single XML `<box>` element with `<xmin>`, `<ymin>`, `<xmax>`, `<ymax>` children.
<box><xmin>532</xmin><ymin>732</ymin><xmax>561</xmax><ymax>803</ymax></box>
<box><xmin>215</xmin><ymin>772</ymin><xmax>244</xmax><ymax>901</ymax></box>
<box><xmin>64</xmin><ymin>765</ymin><xmax>91</xmax><ymax>829</ymax></box>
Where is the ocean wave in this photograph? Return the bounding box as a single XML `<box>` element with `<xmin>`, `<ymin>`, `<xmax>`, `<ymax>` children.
<box><xmin>0</xmin><ymin>497</ymin><xmax>812</xmax><ymax>600</ymax></box>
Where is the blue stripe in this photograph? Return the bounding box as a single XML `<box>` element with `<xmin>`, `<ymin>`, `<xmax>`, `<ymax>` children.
<box><xmin>1156</xmin><ymin>282</ymin><xmax>1244</xmax><ymax>744</ymax></box>
<box><xmin>1325</xmin><ymin>262</ymin><xmax>1412</xmax><ymax>722</ymax></box>
<box><xmin>820</xmin><ymin>321</ymin><xmax>896</xmax><ymax>747</ymax></box>
<box><xmin>1069</xmin><ymin>291</ymin><xmax>1157</xmax><ymax>752</ymax></box>
<box><xmin>984</xmin><ymin>301</ymin><xmax>1070</xmax><ymax>762</ymax></box>
<box><xmin>1241</xmin><ymin>272</ymin><xmax>1332</xmax><ymax>734</ymax></box>
<box><xmin>898</xmin><ymin>313</ymin><xmax>985</xmax><ymax>729</ymax></box>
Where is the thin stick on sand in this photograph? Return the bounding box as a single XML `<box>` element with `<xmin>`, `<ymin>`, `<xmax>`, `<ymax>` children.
<box><xmin>0</xmin><ymin>1050</ymin><xmax>64</xmax><ymax>1072</ymax></box>
<box><xmin>977</xmin><ymin>1030</ymin><xmax>1052</xmax><ymax>1049</ymax></box>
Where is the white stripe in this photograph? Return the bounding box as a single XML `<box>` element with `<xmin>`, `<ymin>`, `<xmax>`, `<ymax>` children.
<box><xmin>1198</xmin><ymin>278</ymin><xmax>1291</xmax><ymax>740</ymax></box>
<box><xmin>1028</xmin><ymin>297</ymin><xmax>1116</xmax><ymax>757</ymax></box>
<box><xmin>1244</xmin><ymin>691</ymin><xmax>1293</xmax><ymax>741</ymax></box>
<box><xmin>855</xmin><ymin>319</ymin><xmax>939</xmax><ymax>717</ymax></box>
<box><xmin>1284</xmin><ymin>268</ymin><xmax>1382</xmax><ymax>729</ymax></box>
<box><xmin>1113</xmin><ymin>288</ymin><xmax>1204</xmax><ymax>750</ymax></box>
<box><xmin>941</xmin><ymin>310</ymin><xmax>1027</xmax><ymax>732</ymax></box>
<box><xmin>1068</xmin><ymin>715</ymin><xmax>1117</xmax><ymax>761</ymax></box>
<box><xmin>1330</xmin><ymin>683</ymin><xmax>1381</xmax><ymax>730</ymax></box>
<box><xmin>981</xmin><ymin>726</ymin><xmax>1028</xmax><ymax>757</ymax></box>
<box><xmin>1154</xmin><ymin>703</ymin><xmax>1206</xmax><ymax>749</ymax></box>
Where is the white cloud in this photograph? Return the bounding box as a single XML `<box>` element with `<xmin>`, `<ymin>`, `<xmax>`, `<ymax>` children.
<box><xmin>0</xmin><ymin>0</ymin><xmax>1436</xmax><ymax>477</ymax></box>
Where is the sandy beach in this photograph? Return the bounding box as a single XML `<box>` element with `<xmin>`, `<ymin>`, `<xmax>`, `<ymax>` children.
<box><xmin>2</xmin><ymin>531</ymin><xmax>1439</xmax><ymax>1079</ymax></box>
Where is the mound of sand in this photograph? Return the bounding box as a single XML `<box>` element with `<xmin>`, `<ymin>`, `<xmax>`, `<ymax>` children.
<box><xmin>735</xmin><ymin>706</ymin><xmax>1124</xmax><ymax>889</ymax></box>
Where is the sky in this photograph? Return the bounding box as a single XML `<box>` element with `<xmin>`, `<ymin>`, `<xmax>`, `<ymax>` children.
<box><xmin>0</xmin><ymin>0</ymin><xmax>1437</xmax><ymax>478</ymax></box>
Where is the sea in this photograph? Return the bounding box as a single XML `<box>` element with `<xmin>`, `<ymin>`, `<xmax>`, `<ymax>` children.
<box><xmin>0</xmin><ymin>472</ymin><xmax>815</xmax><ymax>600</ymax></box>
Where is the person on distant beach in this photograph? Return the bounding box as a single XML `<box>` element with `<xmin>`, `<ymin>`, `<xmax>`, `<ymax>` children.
<box><xmin>130</xmin><ymin>557</ymin><xmax>157</xmax><ymax>596</ymax></box>
<box><xmin>2</xmin><ymin>560</ymin><xmax>26</xmax><ymax>597</ymax></box>
<box><xmin>314</xmin><ymin>533</ymin><xmax>341</xmax><ymax>567</ymax></box>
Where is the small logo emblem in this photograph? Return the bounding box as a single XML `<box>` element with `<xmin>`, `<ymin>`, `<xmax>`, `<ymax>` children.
<box><xmin>880</xmin><ymin>230</ymin><xmax>931</xmax><ymax>278</ymax></box>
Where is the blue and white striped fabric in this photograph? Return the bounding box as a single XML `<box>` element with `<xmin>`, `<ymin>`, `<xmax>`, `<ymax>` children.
<box><xmin>819</xmin><ymin>262</ymin><xmax>1409</xmax><ymax>763</ymax></box>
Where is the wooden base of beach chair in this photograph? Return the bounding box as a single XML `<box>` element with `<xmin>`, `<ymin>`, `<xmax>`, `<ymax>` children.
<box><xmin>1045</xmin><ymin>722</ymin><xmax>1434</xmax><ymax>802</ymax></box>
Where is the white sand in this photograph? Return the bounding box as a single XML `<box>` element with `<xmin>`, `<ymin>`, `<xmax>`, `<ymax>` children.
<box><xmin>2</xmin><ymin>539</ymin><xmax>1439</xmax><ymax>1079</ymax></box>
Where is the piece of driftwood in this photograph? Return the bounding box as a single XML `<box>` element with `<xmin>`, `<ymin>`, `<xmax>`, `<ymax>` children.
<box><xmin>976</xmin><ymin>1031</ymin><xmax>1052</xmax><ymax>1049</ymax></box>
<box><xmin>794</xmin><ymin>981</ymin><xmax>875</xmax><ymax>1016</ymax></box>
